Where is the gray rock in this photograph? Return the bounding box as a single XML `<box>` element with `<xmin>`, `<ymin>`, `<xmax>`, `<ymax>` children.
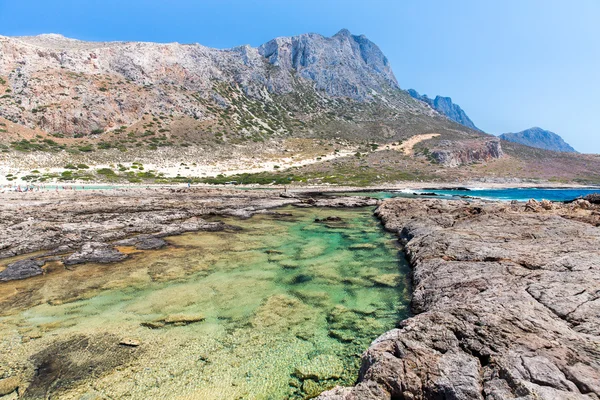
<box><xmin>319</xmin><ymin>198</ymin><xmax>600</xmax><ymax>399</ymax></box>
<box><xmin>64</xmin><ymin>242</ymin><xmax>127</xmax><ymax>265</ymax></box>
<box><xmin>134</xmin><ymin>237</ymin><xmax>167</xmax><ymax>250</ymax></box>
<box><xmin>0</xmin><ymin>259</ymin><xmax>44</xmax><ymax>281</ymax></box>
<box><xmin>499</xmin><ymin>127</ymin><xmax>578</xmax><ymax>153</ymax></box>
<box><xmin>408</xmin><ymin>89</ymin><xmax>480</xmax><ymax>131</ymax></box>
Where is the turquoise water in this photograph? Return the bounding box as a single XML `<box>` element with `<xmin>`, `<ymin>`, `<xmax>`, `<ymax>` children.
<box><xmin>0</xmin><ymin>206</ymin><xmax>409</xmax><ymax>399</ymax></box>
<box><xmin>332</xmin><ymin>188</ymin><xmax>600</xmax><ymax>202</ymax></box>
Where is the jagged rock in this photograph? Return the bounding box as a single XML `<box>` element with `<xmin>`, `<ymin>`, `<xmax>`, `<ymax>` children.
<box><xmin>431</xmin><ymin>139</ymin><xmax>503</xmax><ymax>167</ymax></box>
<box><xmin>583</xmin><ymin>193</ymin><xmax>600</xmax><ymax>204</ymax></box>
<box><xmin>540</xmin><ymin>199</ymin><xmax>554</xmax><ymax>210</ymax></box>
<box><xmin>408</xmin><ymin>89</ymin><xmax>480</xmax><ymax>131</ymax></box>
<box><xmin>319</xmin><ymin>198</ymin><xmax>600</xmax><ymax>399</ymax></box>
<box><xmin>0</xmin><ymin>259</ymin><xmax>44</xmax><ymax>281</ymax></box>
<box><xmin>63</xmin><ymin>242</ymin><xmax>127</xmax><ymax>265</ymax></box>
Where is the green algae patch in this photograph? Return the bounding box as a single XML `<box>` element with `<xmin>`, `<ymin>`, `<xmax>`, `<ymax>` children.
<box><xmin>0</xmin><ymin>206</ymin><xmax>410</xmax><ymax>399</ymax></box>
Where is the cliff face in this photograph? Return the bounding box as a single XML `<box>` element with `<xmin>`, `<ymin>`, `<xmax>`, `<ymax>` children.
<box><xmin>0</xmin><ymin>30</ymin><xmax>427</xmax><ymax>136</ymax></box>
<box><xmin>408</xmin><ymin>89</ymin><xmax>480</xmax><ymax>131</ymax></box>
<box><xmin>499</xmin><ymin>127</ymin><xmax>577</xmax><ymax>153</ymax></box>
<box><xmin>431</xmin><ymin>138</ymin><xmax>503</xmax><ymax>167</ymax></box>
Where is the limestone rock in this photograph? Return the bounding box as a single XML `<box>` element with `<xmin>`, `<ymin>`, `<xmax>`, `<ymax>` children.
<box><xmin>320</xmin><ymin>198</ymin><xmax>600</xmax><ymax>399</ymax></box>
<box><xmin>0</xmin><ymin>259</ymin><xmax>44</xmax><ymax>281</ymax></box>
<box><xmin>64</xmin><ymin>242</ymin><xmax>127</xmax><ymax>265</ymax></box>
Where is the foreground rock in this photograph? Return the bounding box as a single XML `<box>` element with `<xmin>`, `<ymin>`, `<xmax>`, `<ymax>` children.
<box><xmin>63</xmin><ymin>242</ymin><xmax>127</xmax><ymax>266</ymax></box>
<box><xmin>319</xmin><ymin>198</ymin><xmax>600</xmax><ymax>400</ymax></box>
<box><xmin>0</xmin><ymin>259</ymin><xmax>44</xmax><ymax>282</ymax></box>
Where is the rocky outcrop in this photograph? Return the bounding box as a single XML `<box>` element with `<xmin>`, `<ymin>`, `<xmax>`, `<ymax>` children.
<box><xmin>431</xmin><ymin>138</ymin><xmax>503</xmax><ymax>166</ymax></box>
<box><xmin>63</xmin><ymin>242</ymin><xmax>127</xmax><ymax>265</ymax></box>
<box><xmin>318</xmin><ymin>198</ymin><xmax>600</xmax><ymax>400</ymax></box>
<box><xmin>0</xmin><ymin>30</ymin><xmax>421</xmax><ymax>135</ymax></box>
<box><xmin>0</xmin><ymin>259</ymin><xmax>44</xmax><ymax>281</ymax></box>
<box><xmin>408</xmin><ymin>89</ymin><xmax>479</xmax><ymax>131</ymax></box>
<box><xmin>499</xmin><ymin>127</ymin><xmax>578</xmax><ymax>153</ymax></box>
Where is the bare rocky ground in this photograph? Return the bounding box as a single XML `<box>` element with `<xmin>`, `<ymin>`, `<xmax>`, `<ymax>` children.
<box><xmin>0</xmin><ymin>188</ymin><xmax>377</xmax><ymax>274</ymax></box>
<box><xmin>1</xmin><ymin>190</ymin><xmax>599</xmax><ymax>399</ymax></box>
<box><xmin>319</xmin><ymin>198</ymin><xmax>600</xmax><ymax>400</ymax></box>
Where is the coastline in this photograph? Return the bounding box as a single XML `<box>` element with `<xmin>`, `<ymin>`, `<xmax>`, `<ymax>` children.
<box><xmin>0</xmin><ymin>189</ymin><xmax>599</xmax><ymax>399</ymax></box>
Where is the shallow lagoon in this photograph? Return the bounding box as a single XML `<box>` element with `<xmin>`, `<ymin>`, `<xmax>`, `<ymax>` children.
<box><xmin>0</xmin><ymin>206</ymin><xmax>409</xmax><ymax>399</ymax></box>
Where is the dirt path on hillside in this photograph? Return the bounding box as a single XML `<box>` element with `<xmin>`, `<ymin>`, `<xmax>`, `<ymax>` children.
<box><xmin>388</xmin><ymin>133</ymin><xmax>440</xmax><ymax>155</ymax></box>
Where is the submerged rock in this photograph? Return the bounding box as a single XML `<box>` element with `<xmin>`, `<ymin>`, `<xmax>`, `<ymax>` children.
<box><xmin>119</xmin><ymin>338</ymin><xmax>141</xmax><ymax>347</ymax></box>
<box><xmin>0</xmin><ymin>259</ymin><xmax>45</xmax><ymax>281</ymax></box>
<box><xmin>64</xmin><ymin>242</ymin><xmax>128</xmax><ymax>265</ymax></box>
<box><xmin>0</xmin><ymin>376</ymin><xmax>20</xmax><ymax>396</ymax></box>
<box><xmin>368</xmin><ymin>273</ymin><xmax>400</xmax><ymax>287</ymax></box>
<box><xmin>142</xmin><ymin>314</ymin><xmax>205</xmax><ymax>328</ymax></box>
<box><xmin>294</xmin><ymin>355</ymin><xmax>344</xmax><ymax>381</ymax></box>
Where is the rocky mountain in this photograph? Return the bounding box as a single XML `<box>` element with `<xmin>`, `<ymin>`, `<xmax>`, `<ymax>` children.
<box><xmin>0</xmin><ymin>30</ymin><xmax>443</xmax><ymax>137</ymax></box>
<box><xmin>3</xmin><ymin>29</ymin><xmax>599</xmax><ymax>184</ymax></box>
<box><xmin>499</xmin><ymin>127</ymin><xmax>577</xmax><ymax>153</ymax></box>
<box><xmin>408</xmin><ymin>89</ymin><xmax>479</xmax><ymax>131</ymax></box>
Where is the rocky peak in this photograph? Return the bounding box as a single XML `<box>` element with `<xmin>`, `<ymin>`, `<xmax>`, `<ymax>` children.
<box><xmin>408</xmin><ymin>89</ymin><xmax>479</xmax><ymax>131</ymax></box>
<box><xmin>499</xmin><ymin>127</ymin><xmax>577</xmax><ymax>153</ymax></box>
<box><xmin>258</xmin><ymin>29</ymin><xmax>398</xmax><ymax>98</ymax></box>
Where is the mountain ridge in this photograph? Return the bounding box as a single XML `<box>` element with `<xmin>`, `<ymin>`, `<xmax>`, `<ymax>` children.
<box><xmin>407</xmin><ymin>89</ymin><xmax>480</xmax><ymax>131</ymax></box>
<box><xmin>499</xmin><ymin>127</ymin><xmax>577</xmax><ymax>153</ymax></box>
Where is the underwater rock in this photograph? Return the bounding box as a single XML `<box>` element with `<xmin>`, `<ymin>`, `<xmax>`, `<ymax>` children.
<box><xmin>63</xmin><ymin>242</ymin><xmax>127</xmax><ymax>265</ymax></box>
<box><xmin>119</xmin><ymin>338</ymin><xmax>141</xmax><ymax>347</ymax></box>
<box><xmin>0</xmin><ymin>376</ymin><xmax>20</xmax><ymax>396</ymax></box>
<box><xmin>348</xmin><ymin>243</ymin><xmax>377</xmax><ymax>250</ymax></box>
<box><xmin>314</xmin><ymin>216</ymin><xmax>343</xmax><ymax>223</ymax></box>
<box><xmin>368</xmin><ymin>273</ymin><xmax>400</xmax><ymax>287</ymax></box>
<box><xmin>0</xmin><ymin>259</ymin><xmax>44</xmax><ymax>281</ymax></box>
<box><xmin>294</xmin><ymin>355</ymin><xmax>344</xmax><ymax>381</ymax></box>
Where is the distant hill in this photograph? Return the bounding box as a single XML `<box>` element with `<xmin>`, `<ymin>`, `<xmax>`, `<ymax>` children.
<box><xmin>407</xmin><ymin>89</ymin><xmax>480</xmax><ymax>131</ymax></box>
<box><xmin>499</xmin><ymin>127</ymin><xmax>577</xmax><ymax>153</ymax></box>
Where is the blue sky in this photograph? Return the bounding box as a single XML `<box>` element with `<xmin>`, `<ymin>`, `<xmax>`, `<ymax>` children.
<box><xmin>1</xmin><ymin>0</ymin><xmax>599</xmax><ymax>152</ymax></box>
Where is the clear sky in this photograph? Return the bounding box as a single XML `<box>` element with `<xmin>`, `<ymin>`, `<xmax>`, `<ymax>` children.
<box><xmin>1</xmin><ymin>0</ymin><xmax>599</xmax><ymax>152</ymax></box>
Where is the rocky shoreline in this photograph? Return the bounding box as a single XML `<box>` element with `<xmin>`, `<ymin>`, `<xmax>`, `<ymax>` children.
<box><xmin>1</xmin><ymin>189</ymin><xmax>599</xmax><ymax>399</ymax></box>
<box><xmin>319</xmin><ymin>198</ymin><xmax>600</xmax><ymax>399</ymax></box>
<box><xmin>0</xmin><ymin>188</ymin><xmax>377</xmax><ymax>281</ymax></box>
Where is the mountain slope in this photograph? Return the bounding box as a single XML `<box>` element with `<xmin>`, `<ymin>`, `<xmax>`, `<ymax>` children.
<box><xmin>408</xmin><ymin>89</ymin><xmax>479</xmax><ymax>131</ymax></box>
<box><xmin>2</xmin><ymin>30</ymin><xmax>599</xmax><ymax>184</ymax></box>
<box><xmin>499</xmin><ymin>127</ymin><xmax>577</xmax><ymax>153</ymax></box>
<box><xmin>0</xmin><ymin>30</ymin><xmax>441</xmax><ymax>137</ymax></box>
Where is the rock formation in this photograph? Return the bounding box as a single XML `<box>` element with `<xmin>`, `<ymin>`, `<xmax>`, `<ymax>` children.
<box><xmin>408</xmin><ymin>89</ymin><xmax>480</xmax><ymax>131</ymax></box>
<box><xmin>430</xmin><ymin>138</ymin><xmax>503</xmax><ymax>166</ymax></box>
<box><xmin>499</xmin><ymin>127</ymin><xmax>578</xmax><ymax>153</ymax></box>
<box><xmin>319</xmin><ymin>198</ymin><xmax>600</xmax><ymax>399</ymax></box>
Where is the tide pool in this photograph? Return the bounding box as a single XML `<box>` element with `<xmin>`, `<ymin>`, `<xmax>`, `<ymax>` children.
<box><xmin>0</xmin><ymin>206</ymin><xmax>409</xmax><ymax>399</ymax></box>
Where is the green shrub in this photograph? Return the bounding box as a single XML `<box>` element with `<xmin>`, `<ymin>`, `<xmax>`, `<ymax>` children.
<box><xmin>78</xmin><ymin>145</ymin><xmax>94</xmax><ymax>152</ymax></box>
<box><xmin>96</xmin><ymin>168</ymin><xmax>116</xmax><ymax>176</ymax></box>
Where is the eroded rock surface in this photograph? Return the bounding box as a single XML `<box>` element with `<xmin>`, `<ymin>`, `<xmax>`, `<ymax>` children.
<box><xmin>319</xmin><ymin>198</ymin><xmax>600</xmax><ymax>400</ymax></box>
<box><xmin>0</xmin><ymin>259</ymin><xmax>44</xmax><ymax>282</ymax></box>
